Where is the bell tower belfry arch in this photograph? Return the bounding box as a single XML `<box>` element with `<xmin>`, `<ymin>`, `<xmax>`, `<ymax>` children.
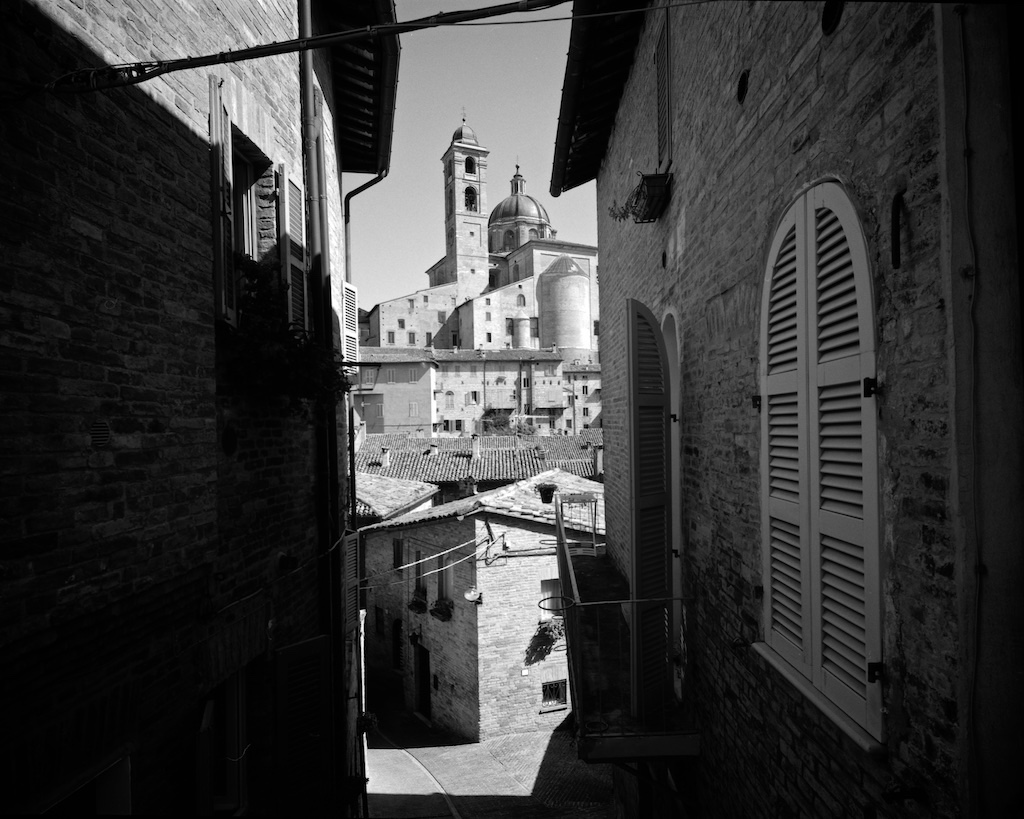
<box><xmin>442</xmin><ymin>119</ymin><xmax>490</xmax><ymax>302</ymax></box>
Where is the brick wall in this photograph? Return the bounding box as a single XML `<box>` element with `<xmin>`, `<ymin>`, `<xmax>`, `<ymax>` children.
<box><xmin>596</xmin><ymin>3</ymin><xmax>961</xmax><ymax>817</ymax></box>
<box><xmin>3</xmin><ymin>0</ymin><xmax>347</xmax><ymax>810</ymax></box>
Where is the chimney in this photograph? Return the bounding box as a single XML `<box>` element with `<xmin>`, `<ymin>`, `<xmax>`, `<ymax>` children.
<box><xmin>458</xmin><ymin>476</ymin><xmax>477</xmax><ymax>498</ymax></box>
<box><xmin>429</xmin><ymin>443</ymin><xmax>439</xmax><ymax>456</ymax></box>
<box><xmin>381</xmin><ymin>447</ymin><xmax>390</xmax><ymax>469</ymax></box>
<box><xmin>593</xmin><ymin>445</ymin><xmax>604</xmax><ymax>477</ymax></box>
<box><xmin>471</xmin><ymin>434</ymin><xmax>481</xmax><ymax>459</ymax></box>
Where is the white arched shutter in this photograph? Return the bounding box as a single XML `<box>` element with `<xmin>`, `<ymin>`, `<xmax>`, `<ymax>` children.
<box><xmin>760</xmin><ymin>206</ymin><xmax>812</xmax><ymax>675</ymax></box>
<box><xmin>627</xmin><ymin>300</ymin><xmax>670</xmax><ymax>723</ymax></box>
<box><xmin>807</xmin><ymin>183</ymin><xmax>881</xmax><ymax>737</ymax></box>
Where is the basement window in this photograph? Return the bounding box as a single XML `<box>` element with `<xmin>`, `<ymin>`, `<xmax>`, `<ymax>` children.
<box><xmin>541</xmin><ymin>679</ymin><xmax>568</xmax><ymax>711</ymax></box>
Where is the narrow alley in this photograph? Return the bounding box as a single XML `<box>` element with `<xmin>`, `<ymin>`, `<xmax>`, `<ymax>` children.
<box><xmin>365</xmin><ymin>707</ymin><xmax>615</xmax><ymax>819</ymax></box>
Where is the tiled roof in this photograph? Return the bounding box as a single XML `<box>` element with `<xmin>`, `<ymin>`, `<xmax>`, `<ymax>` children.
<box><xmin>355</xmin><ymin>431</ymin><xmax>603</xmax><ymax>484</ymax></box>
<box><xmin>355</xmin><ymin>472</ymin><xmax>438</xmax><ymax>521</ymax></box>
<box><xmin>431</xmin><ymin>348</ymin><xmax>564</xmax><ymax>363</ymax></box>
<box><xmin>362</xmin><ymin>468</ymin><xmax>605</xmax><ymax>533</ymax></box>
<box><xmin>359</xmin><ymin>348</ymin><xmax>437</xmax><ymax>363</ymax></box>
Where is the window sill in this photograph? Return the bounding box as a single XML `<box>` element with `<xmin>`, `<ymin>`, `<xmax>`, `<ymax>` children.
<box><xmin>539</xmin><ymin>704</ymin><xmax>568</xmax><ymax>714</ymax></box>
<box><xmin>751</xmin><ymin>642</ymin><xmax>886</xmax><ymax>756</ymax></box>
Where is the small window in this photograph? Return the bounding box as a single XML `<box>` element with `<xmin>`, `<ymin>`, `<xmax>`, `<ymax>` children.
<box><xmin>445</xmin><ymin>391</ymin><xmax>455</xmax><ymax>409</ymax></box>
<box><xmin>541</xmin><ymin>679</ymin><xmax>567</xmax><ymax>708</ymax></box>
<box><xmin>465</xmin><ymin>187</ymin><xmax>478</xmax><ymax>212</ymax></box>
<box><xmin>485</xmin><ymin>298</ymin><xmax>491</xmax><ymax>306</ymax></box>
<box><xmin>454</xmin><ymin>420</ymin><xmax>463</xmax><ymax>432</ymax></box>
<box><xmin>408</xmin><ymin>299</ymin><xmax>415</xmax><ymax>308</ymax></box>
<box><xmin>582</xmin><ymin>385</ymin><xmax>589</xmax><ymax>395</ymax></box>
<box><xmin>517</xmin><ymin>294</ymin><xmax>526</xmax><ymax>307</ymax></box>
<box><xmin>409</xmin><ymin>402</ymin><xmax>419</xmax><ymax>417</ymax></box>
<box><xmin>530</xmin><ymin>318</ymin><xmax>539</xmax><ymax>338</ymax></box>
<box><xmin>454</xmin><ymin>364</ymin><xmax>461</xmax><ymax>374</ymax></box>
<box><xmin>583</xmin><ymin>407</ymin><xmax>590</xmax><ymax>417</ymax></box>
<box><xmin>437</xmin><ymin>310</ymin><xmax>447</xmax><ymax>323</ymax></box>
<box><xmin>375</xmin><ymin>404</ymin><xmax>383</xmax><ymax>417</ymax></box>
<box><xmin>486</xmin><ymin>333</ymin><xmax>492</xmax><ymax>343</ymax></box>
<box><xmin>408</xmin><ymin>368</ymin><xmax>417</xmax><ymax>382</ymax></box>
<box><xmin>593</xmin><ymin>320</ymin><xmax>600</xmax><ymax>336</ymax></box>
<box><xmin>414</xmin><ymin>550</ymin><xmax>425</xmax><ymax>598</ymax></box>
<box><xmin>485</xmin><ymin>312</ymin><xmax>492</xmax><ymax>322</ymax></box>
<box><xmin>387</xmin><ymin>331</ymin><xmax>395</xmax><ymax>344</ymax></box>
<box><xmin>452</xmin><ymin>333</ymin><xmax>460</xmax><ymax>347</ymax></box>
<box><xmin>386</xmin><ymin>368</ymin><xmax>396</xmax><ymax>383</ymax></box>
<box><xmin>398</xmin><ymin>319</ymin><xmax>406</xmax><ymax>329</ymax></box>
<box><xmin>408</xmin><ymin>332</ymin><xmax>416</xmax><ymax>345</ymax></box>
<box><xmin>424</xmin><ymin>295</ymin><xmax>429</xmax><ymax>304</ymax></box>
<box><xmin>505</xmin><ymin>318</ymin><xmax>514</xmax><ymax>335</ymax></box>
<box><xmin>522</xmin><ymin>377</ymin><xmax>531</xmax><ymax>388</ymax></box>
<box><xmin>426</xmin><ymin>332</ymin><xmax>433</xmax><ymax>345</ymax></box>
<box><xmin>361</xmin><ymin>368</ymin><xmax>375</xmax><ymax>385</ymax></box>
<box><xmin>504</xmin><ymin>230</ymin><xmax>514</xmax><ymax>250</ymax></box>
<box><xmin>513</xmin><ymin>262</ymin><xmax>520</xmax><ymax>280</ymax></box>
<box><xmin>437</xmin><ymin>556</ymin><xmax>453</xmax><ymax>601</ymax></box>
<box><xmin>465</xmin><ymin>156</ymin><xmax>476</xmax><ymax>175</ymax></box>
<box><xmin>446</xmin><ymin>159</ymin><xmax>453</xmax><ymax>178</ymax></box>
<box><xmin>393</xmin><ymin>539</ymin><xmax>404</xmax><ymax>570</ymax></box>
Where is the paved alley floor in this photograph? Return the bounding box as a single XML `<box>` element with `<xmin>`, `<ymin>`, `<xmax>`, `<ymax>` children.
<box><xmin>365</xmin><ymin>708</ymin><xmax>616</xmax><ymax>819</ymax></box>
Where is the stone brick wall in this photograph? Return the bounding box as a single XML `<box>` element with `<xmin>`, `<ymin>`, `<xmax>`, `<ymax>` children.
<box><xmin>3</xmin><ymin>0</ymin><xmax>349</xmax><ymax>810</ymax></box>
<box><xmin>595</xmin><ymin>3</ymin><xmax>962</xmax><ymax>817</ymax></box>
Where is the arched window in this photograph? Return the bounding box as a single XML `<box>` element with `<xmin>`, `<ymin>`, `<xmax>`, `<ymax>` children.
<box><xmin>528</xmin><ymin>228</ymin><xmax>538</xmax><ymax>240</ymax></box>
<box><xmin>758</xmin><ymin>181</ymin><xmax>881</xmax><ymax>740</ymax></box>
<box><xmin>447</xmin><ymin>189</ymin><xmax>454</xmax><ymax>216</ymax></box>
<box><xmin>516</xmin><ymin>294</ymin><xmax>526</xmax><ymax>307</ymax></box>
<box><xmin>465</xmin><ymin>156</ymin><xmax>476</xmax><ymax>175</ymax></box>
<box><xmin>465</xmin><ymin>187</ymin><xmax>477</xmax><ymax>212</ymax></box>
<box><xmin>447</xmin><ymin>228</ymin><xmax>454</xmax><ymax>250</ymax></box>
<box><xmin>446</xmin><ymin>159</ymin><xmax>453</xmax><ymax>178</ymax></box>
<box><xmin>445</xmin><ymin>391</ymin><xmax>455</xmax><ymax>409</ymax></box>
<box><xmin>504</xmin><ymin>230</ymin><xmax>514</xmax><ymax>250</ymax></box>
<box><xmin>513</xmin><ymin>263</ymin><xmax>520</xmax><ymax>281</ymax></box>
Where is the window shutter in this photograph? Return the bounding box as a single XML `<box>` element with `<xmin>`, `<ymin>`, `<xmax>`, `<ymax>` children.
<box><xmin>627</xmin><ymin>299</ymin><xmax>670</xmax><ymax>723</ymax></box>
<box><xmin>343</xmin><ymin>533</ymin><xmax>360</xmax><ymax>635</ymax></box>
<box><xmin>277</xmin><ymin>163</ymin><xmax>307</xmax><ymax>330</ymax></box>
<box><xmin>209</xmin><ymin>77</ymin><xmax>236</xmax><ymax>325</ymax></box>
<box><xmin>760</xmin><ymin>208</ymin><xmax>812</xmax><ymax>674</ymax></box>
<box><xmin>343</xmin><ymin>282</ymin><xmax>359</xmax><ymax>378</ymax></box>
<box><xmin>807</xmin><ymin>183</ymin><xmax>881</xmax><ymax>737</ymax></box>
<box><xmin>275</xmin><ymin>635</ymin><xmax>331</xmax><ymax>812</ymax></box>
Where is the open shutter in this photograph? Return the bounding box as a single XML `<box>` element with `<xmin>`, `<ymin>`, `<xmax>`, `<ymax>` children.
<box><xmin>342</xmin><ymin>282</ymin><xmax>359</xmax><ymax>377</ymax></box>
<box><xmin>276</xmin><ymin>635</ymin><xmax>332</xmax><ymax>813</ymax></box>
<box><xmin>627</xmin><ymin>300</ymin><xmax>670</xmax><ymax>724</ymax></box>
<box><xmin>760</xmin><ymin>205</ymin><xmax>812</xmax><ymax>674</ymax></box>
<box><xmin>209</xmin><ymin>77</ymin><xmax>236</xmax><ymax>325</ymax></box>
<box><xmin>277</xmin><ymin>164</ymin><xmax>307</xmax><ymax>330</ymax></box>
<box><xmin>343</xmin><ymin>533</ymin><xmax>360</xmax><ymax>635</ymax></box>
<box><xmin>807</xmin><ymin>183</ymin><xmax>882</xmax><ymax>738</ymax></box>
<box><xmin>655</xmin><ymin>19</ymin><xmax>671</xmax><ymax>167</ymax></box>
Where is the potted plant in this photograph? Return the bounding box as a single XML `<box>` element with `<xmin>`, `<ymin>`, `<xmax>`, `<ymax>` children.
<box><xmin>537</xmin><ymin>482</ymin><xmax>557</xmax><ymax>503</ymax></box>
<box><xmin>430</xmin><ymin>599</ymin><xmax>454</xmax><ymax>621</ymax></box>
<box><xmin>408</xmin><ymin>596</ymin><xmax>427</xmax><ymax>614</ymax></box>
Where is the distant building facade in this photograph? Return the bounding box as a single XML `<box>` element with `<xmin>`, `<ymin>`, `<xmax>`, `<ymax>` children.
<box><xmin>362</xmin><ymin>124</ymin><xmax>601</xmax><ymax>434</ymax></box>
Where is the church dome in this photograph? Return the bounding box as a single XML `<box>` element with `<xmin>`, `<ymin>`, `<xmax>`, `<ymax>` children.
<box><xmin>452</xmin><ymin>120</ymin><xmax>478</xmax><ymax>145</ymax></box>
<box><xmin>488</xmin><ymin>168</ymin><xmax>550</xmax><ymax>227</ymax></box>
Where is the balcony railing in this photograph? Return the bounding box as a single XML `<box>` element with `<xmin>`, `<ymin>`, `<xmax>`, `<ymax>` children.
<box><xmin>555</xmin><ymin>494</ymin><xmax>699</xmax><ymax>762</ymax></box>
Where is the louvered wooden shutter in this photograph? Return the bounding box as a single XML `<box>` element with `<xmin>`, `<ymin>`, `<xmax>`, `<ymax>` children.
<box><xmin>760</xmin><ymin>207</ymin><xmax>812</xmax><ymax>675</ymax></box>
<box><xmin>628</xmin><ymin>300</ymin><xmax>670</xmax><ymax>723</ymax></box>
<box><xmin>209</xmin><ymin>77</ymin><xmax>236</xmax><ymax>325</ymax></box>
<box><xmin>342</xmin><ymin>282</ymin><xmax>359</xmax><ymax>378</ymax></box>
<box><xmin>275</xmin><ymin>635</ymin><xmax>331</xmax><ymax>813</ymax></box>
<box><xmin>656</xmin><ymin>21</ymin><xmax>671</xmax><ymax>167</ymax></box>
<box><xmin>277</xmin><ymin>164</ymin><xmax>307</xmax><ymax>330</ymax></box>
<box><xmin>807</xmin><ymin>183</ymin><xmax>881</xmax><ymax>737</ymax></box>
<box><xmin>343</xmin><ymin>532</ymin><xmax>360</xmax><ymax>635</ymax></box>
<box><xmin>759</xmin><ymin>183</ymin><xmax>881</xmax><ymax>740</ymax></box>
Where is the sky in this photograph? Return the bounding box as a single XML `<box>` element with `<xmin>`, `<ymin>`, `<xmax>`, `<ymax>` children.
<box><xmin>343</xmin><ymin>0</ymin><xmax>598</xmax><ymax>310</ymax></box>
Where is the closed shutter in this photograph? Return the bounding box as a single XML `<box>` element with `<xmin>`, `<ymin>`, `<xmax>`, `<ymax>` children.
<box><xmin>209</xmin><ymin>76</ymin><xmax>236</xmax><ymax>325</ymax></box>
<box><xmin>342</xmin><ymin>282</ymin><xmax>359</xmax><ymax>377</ymax></box>
<box><xmin>759</xmin><ymin>182</ymin><xmax>882</xmax><ymax>740</ymax></box>
<box><xmin>760</xmin><ymin>207</ymin><xmax>812</xmax><ymax>674</ymax></box>
<box><xmin>275</xmin><ymin>635</ymin><xmax>331</xmax><ymax>813</ymax></box>
<box><xmin>343</xmin><ymin>533</ymin><xmax>360</xmax><ymax>635</ymax></box>
<box><xmin>627</xmin><ymin>300</ymin><xmax>670</xmax><ymax>723</ymax></box>
<box><xmin>277</xmin><ymin>164</ymin><xmax>307</xmax><ymax>330</ymax></box>
<box><xmin>807</xmin><ymin>183</ymin><xmax>881</xmax><ymax>737</ymax></box>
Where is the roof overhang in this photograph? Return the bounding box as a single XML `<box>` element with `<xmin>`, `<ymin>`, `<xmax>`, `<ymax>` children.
<box><xmin>549</xmin><ymin>0</ymin><xmax>649</xmax><ymax>197</ymax></box>
<box><xmin>316</xmin><ymin>0</ymin><xmax>401</xmax><ymax>175</ymax></box>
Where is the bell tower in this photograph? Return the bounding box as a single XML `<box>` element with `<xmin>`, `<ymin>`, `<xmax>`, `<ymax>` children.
<box><xmin>442</xmin><ymin>119</ymin><xmax>489</xmax><ymax>302</ymax></box>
